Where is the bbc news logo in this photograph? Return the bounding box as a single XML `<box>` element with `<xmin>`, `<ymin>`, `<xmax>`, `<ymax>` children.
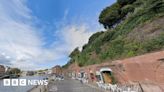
<box><xmin>3</xmin><ymin>79</ymin><xmax>48</xmax><ymax>86</ymax></box>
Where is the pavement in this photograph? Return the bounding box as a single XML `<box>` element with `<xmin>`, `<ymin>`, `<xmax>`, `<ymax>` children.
<box><xmin>28</xmin><ymin>85</ymin><xmax>47</xmax><ymax>92</ymax></box>
<box><xmin>48</xmin><ymin>79</ymin><xmax>105</xmax><ymax>92</ymax></box>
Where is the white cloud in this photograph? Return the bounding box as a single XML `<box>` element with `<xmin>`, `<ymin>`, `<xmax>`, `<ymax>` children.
<box><xmin>50</xmin><ymin>24</ymin><xmax>95</xmax><ymax>64</ymax></box>
<box><xmin>0</xmin><ymin>0</ymin><xmax>98</xmax><ymax>70</ymax></box>
<box><xmin>0</xmin><ymin>0</ymin><xmax>57</xmax><ymax>70</ymax></box>
<box><xmin>61</xmin><ymin>24</ymin><xmax>93</xmax><ymax>51</ymax></box>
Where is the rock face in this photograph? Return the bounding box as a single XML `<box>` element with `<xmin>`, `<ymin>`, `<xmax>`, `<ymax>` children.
<box><xmin>113</xmin><ymin>51</ymin><xmax>164</xmax><ymax>84</ymax></box>
<box><xmin>64</xmin><ymin>51</ymin><xmax>164</xmax><ymax>90</ymax></box>
<box><xmin>111</xmin><ymin>51</ymin><xmax>164</xmax><ymax>90</ymax></box>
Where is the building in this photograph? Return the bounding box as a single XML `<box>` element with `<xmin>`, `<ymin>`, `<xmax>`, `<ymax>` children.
<box><xmin>52</xmin><ymin>65</ymin><xmax>62</xmax><ymax>75</ymax></box>
<box><xmin>21</xmin><ymin>71</ymin><xmax>28</xmax><ymax>77</ymax></box>
<box><xmin>47</xmin><ymin>69</ymin><xmax>52</xmax><ymax>75</ymax></box>
<box><xmin>5</xmin><ymin>66</ymin><xmax>10</xmax><ymax>73</ymax></box>
<box><xmin>26</xmin><ymin>71</ymin><xmax>35</xmax><ymax>76</ymax></box>
<box><xmin>0</xmin><ymin>65</ymin><xmax>5</xmax><ymax>76</ymax></box>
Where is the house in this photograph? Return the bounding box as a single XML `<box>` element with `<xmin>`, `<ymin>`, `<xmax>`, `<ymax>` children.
<box><xmin>21</xmin><ymin>71</ymin><xmax>28</xmax><ymax>77</ymax></box>
<box><xmin>52</xmin><ymin>65</ymin><xmax>62</xmax><ymax>75</ymax></box>
<box><xmin>0</xmin><ymin>65</ymin><xmax>5</xmax><ymax>76</ymax></box>
<box><xmin>47</xmin><ymin>69</ymin><xmax>52</xmax><ymax>75</ymax></box>
<box><xmin>26</xmin><ymin>71</ymin><xmax>35</xmax><ymax>76</ymax></box>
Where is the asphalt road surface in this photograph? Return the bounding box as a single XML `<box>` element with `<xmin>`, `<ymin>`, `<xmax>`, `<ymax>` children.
<box><xmin>48</xmin><ymin>79</ymin><xmax>104</xmax><ymax>92</ymax></box>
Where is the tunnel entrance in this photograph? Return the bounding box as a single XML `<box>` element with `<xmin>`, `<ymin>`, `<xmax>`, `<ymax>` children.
<box><xmin>100</xmin><ymin>68</ymin><xmax>112</xmax><ymax>84</ymax></box>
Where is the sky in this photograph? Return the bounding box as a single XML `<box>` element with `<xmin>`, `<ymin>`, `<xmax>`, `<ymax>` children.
<box><xmin>0</xmin><ymin>0</ymin><xmax>116</xmax><ymax>70</ymax></box>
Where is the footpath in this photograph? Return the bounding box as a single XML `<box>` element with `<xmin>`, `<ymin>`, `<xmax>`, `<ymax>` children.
<box><xmin>28</xmin><ymin>85</ymin><xmax>47</xmax><ymax>92</ymax></box>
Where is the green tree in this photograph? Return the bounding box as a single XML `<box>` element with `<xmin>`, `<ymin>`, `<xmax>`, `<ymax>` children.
<box><xmin>9</xmin><ymin>68</ymin><xmax>21</xmax><ymax>75</ymax></box>
<box><xmin>121</xmin><ymin>5</ymin><xmax>135</xmax><ymax>15</ymax></box>
<box><xmin>117</xmin><ymin>0</ymin><xmax>136</xmax><ymax>6</ymax></box>
<box><xmin>99</xmin><ymin>3</ymin><xmax>121</xmax><ymax>29</ymax></box>
<box><xmin>88</xmin><ymin>31</ymin><xmax>104</xmax><ymax>44</ymax></box>
<box><xmin>69</xmin><ymin>47</ymin><xmax>80</xmax><ymax>58</ymax></box>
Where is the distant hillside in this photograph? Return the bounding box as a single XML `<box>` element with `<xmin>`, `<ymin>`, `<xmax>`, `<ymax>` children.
<box><xmin>63</xmin><ymin>0</ymin><xmax>164</xmax><ymax>68</ymax></box>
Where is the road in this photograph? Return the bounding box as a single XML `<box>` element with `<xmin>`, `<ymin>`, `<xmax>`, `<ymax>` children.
<box><xmin>48</xmin><ymin>79</ymin><xmax>104</xmax><ymax>92</ymax></box>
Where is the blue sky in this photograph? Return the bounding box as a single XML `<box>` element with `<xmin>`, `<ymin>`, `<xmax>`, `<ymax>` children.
<box><xmin>0</xmin><ymin>0</ymin><xmax>115</xmax><ymax>70</ymax></box>
<box><xmin>27</xmin><ymin>0</ymin><xmax>116</xmax><ymax>47</ymax></box>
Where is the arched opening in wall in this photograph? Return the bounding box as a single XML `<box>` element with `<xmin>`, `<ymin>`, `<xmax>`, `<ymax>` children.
<box><xmin>80</xmin><ymin>71</ymin><xmax>85</xmax><ymax>78</ymax></box>
<box><xmin>100</xmin><ymin>68</ymin><xmax>112</xmax><ymax>84</ymax></box>
<box><xmin>96</xmin><ymin>71</ymin><xmax>101</xmax><ymax>82</ymax></box>
<box><xmin>90</xmin><ymin>72</ymin><xmax>95</xmax><ymax>82</ymax></box>
<box><xmin>71</xmin><ymin>71</ymin><xmax>76</xmax><ymax>79</ymax></box>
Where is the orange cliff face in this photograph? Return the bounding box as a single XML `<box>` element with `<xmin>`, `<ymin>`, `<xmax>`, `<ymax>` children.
<box><xmin>111</xmin><ymin>51</ymin><xmax>164</xmax><ymax>88</ymax></box>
